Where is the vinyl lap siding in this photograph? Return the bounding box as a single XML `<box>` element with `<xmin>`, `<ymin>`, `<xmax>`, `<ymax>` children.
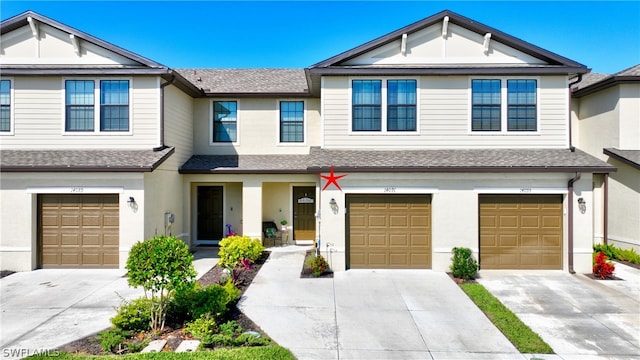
<box><xmin>163</xmin><ymin>86</ymin><xmax>194</xmax><ymax>168</ymax></box>
<box><xmin>322</xmin><ymin>75</ymin><xmax>569</xmax><ymax>149</ymax></box>
<box><xmin>3</xmin><ymin>76</ymin><xmax>160</xmax><ymax>149</ymax></box>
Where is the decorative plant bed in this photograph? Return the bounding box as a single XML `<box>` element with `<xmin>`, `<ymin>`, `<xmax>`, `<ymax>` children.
<box><xmin>300</xmin><ymin>249</ymin><xmax>333</xmax><ymax>278</ymax></box>
<box><xmin>57</xmin><ymin>251</ymin><xmax>271</xmax><ymax>355</ymax></box>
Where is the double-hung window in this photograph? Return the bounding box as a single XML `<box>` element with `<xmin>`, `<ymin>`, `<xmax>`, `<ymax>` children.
<box><xmin>471</xmin><ymin>79</ymin><xmax>501</xmax><ymax>131</ymax></box>
<box><xmin>65</xmin><ymin>80</ymin><xmax>95</xmax><ymax>132</ymax></box>
<box><xmin>213</xmin><ymin>101</ymin><xmax>237</xmax><ymax>142</ymax></box>
<box><xmin>280</xmin><ymin>101</ymin><xmax>304</xmax><ymax>143</ymax></box>
<box><xmin>387</xmin><ymin>80</ymin><xmax>417</xmax><ymax>131</ymax></box>
<box><xmin>0</xmin><ymin>80</ymin><xmax>11</xmax><ymax>133</ymax></box>
<box><xmin>471</xmin><ymin>79</ymin><xmax>537</xmax><ymax>132</ymax></box>
<box><xmin>507</xmin><ymin>80</ymin><xmax>537</xmax><ymax>131</ymax></box>
<box><xmin>100</xmin><ymin>80</ymin><xmax>130</xmax><ymax>131</ymax></box>
<box><xmin>65</xmin><ymin>79</ymin><xmax>130</xmax><ymax>132</ymax></box>
<box><xmin>352</xmin><ymin>80</ymin><xmax>381</xmax><ymax>131</ymax></box>
<box><xmin>352</xmin><ymin>79</ymin><xmax>417</xmax><ymax>132</ymax></box>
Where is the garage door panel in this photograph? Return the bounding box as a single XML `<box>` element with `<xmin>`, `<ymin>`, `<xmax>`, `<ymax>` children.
<box><xmin>389</xmin><ymin>234</ymin><xmax>408</xmax><ymax>247</ymax></box>
<box><xmin>389</xmin><ymin>215</ymin><xmax>408</xmax><ymax>227</ymax></box>
<box><xmin>39</xmin><ymin>194</ymin><xmax>119</xmax><ymax>268</ymax></box>
<box><xmin>480</xmin><ymin>195</ymin><xmax>562</xmax><ymax>270</ymax></box>
<box><xmin>368</xmin><ymin>234</ymin><xmax>387</xmax><ymax>247</ymax></box>
<box><xmin>368</xmin><ymin>215</ymin><xmax>387</xmax><ymax>227</ymax></box>
<box><xmin>349</xmin><ymin>194</ymin><xmax>431</xmax><ymax>269</ymax></box>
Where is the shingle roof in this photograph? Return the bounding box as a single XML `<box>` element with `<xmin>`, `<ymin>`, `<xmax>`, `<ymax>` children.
<box><xmin>175</xmin><ymin>69</ymin><xmax>310</xmax><ymax>95</ymax></box>
<box><xmin>572</xmin><ymin>64</ymin><xmax>640</xmax><ymax>97</ymax></box>
<box><xmin>0</xmin><ymin>148</ymin><xmax>174</xmax><ymax>172</ymax></box>
<box><xmin>178</xmin><ymin>148</ymin><xmax>615</xmax><ymax>174</ymax></box>
<box><xmin>604</xmin><ymin>148</ymin><xmax>640</xmax><ymax>170</ymax></box>
<box><xmin>307</xmin><ymin>148</ymin><xmax>615</xmax><ymax>173</ymax></box>
<box><xmin>179</xmin><ymin>154</ymin><xmax>310</xmax><ymax>174</ymax></box>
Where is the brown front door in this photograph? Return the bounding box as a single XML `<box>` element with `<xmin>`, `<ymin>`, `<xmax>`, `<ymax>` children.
<box><xmin>197</xmin><ymin>186</ymin><xmax>224</xmax><ymax>242</ymax></box>
<box><xmin>38</xmin><ymin>194</ymin><xmax>119</xmax><ymax>268</ymax></box>
<box><xmin>293</xmin><ymin>186</ymin><xmax>316</xmax><ymax>241</ymax></box>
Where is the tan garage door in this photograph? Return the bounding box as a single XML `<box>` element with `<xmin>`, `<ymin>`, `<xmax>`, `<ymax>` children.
<box><xmin>39</xmin><ymin>194</ymin><xmax>119</xmax><ymax>268</ymax></box>
<box><xmin>480</xmin><ymin>195</ymin><xmax>562</xmax><ymax>269</ymax></box>
<box><xmin>347</xmin><ymin>194</ymin><xmax>431</xmax><ymax>269</ymax></box>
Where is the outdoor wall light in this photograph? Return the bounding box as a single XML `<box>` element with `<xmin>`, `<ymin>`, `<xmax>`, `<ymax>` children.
<box><xmin>577</xmin><ymin>197</ymin><xmax>586</xmax><ymax>214</ymax></box>
<box><xmin>128</xmin><ymin>196</ymin><xmax>137</xmax><ymax>209</ymax></box>
<box><xmin>329</xmin><ymin>198</ymin><xmax>339</xmax><ymax>214</ymax></box>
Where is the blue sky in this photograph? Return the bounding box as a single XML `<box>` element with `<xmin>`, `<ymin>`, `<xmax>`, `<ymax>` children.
<box><xmin>1</xmin><ymin>1</ymin><xmax>639</xmax><ymax>74</ymax></box>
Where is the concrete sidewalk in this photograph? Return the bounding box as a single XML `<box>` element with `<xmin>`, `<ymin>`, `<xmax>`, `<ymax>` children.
<box><xmin>477</xmin><ymin>264</ymin><xmax>640</xmax><ymax>360</ymax></box>
<box><xmin>240</xmin><ymin>246</ymin><xmax>525</xmax><ymax>360</ymax></box>
<box><xmin>0</xmin><ymin>248</ymin><xmax>218</xmax><ymax>359</ymax></box>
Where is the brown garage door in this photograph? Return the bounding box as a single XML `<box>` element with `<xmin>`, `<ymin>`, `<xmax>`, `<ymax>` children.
<box><xmin>480</xmin><ymin>195</ymin><xmax>562</xmax><ymax>269</ymax></box>
<box><xmin>347</xmin><ymin>194</ymin><xmax>431</xmax><ymax>269</ymax></box>
<box><xmin>39</xmin><ymin>194</ymin><xmax>119</xmax><ymax>268</ymax></box>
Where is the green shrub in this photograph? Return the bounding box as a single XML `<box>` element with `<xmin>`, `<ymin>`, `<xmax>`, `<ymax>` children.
<box><xmin>111</xmin><ymin>297</ymin><xmax>152</xmax><ymax>332</ymax></box>
<box><xmin>593</xmin><ymin>244</ymin><xmax>616</xmax><ymax>259</ymax></box>
<box><xmin>96</xmin><ymin>329</ymin><xmax>130</xmax><ymax>353</ymax></box>
<box><xmin>126</xmin><ymin>235</ymin><xmax>197</xmax><ymax>331</ymax></box>
<box><xmin>450</xmin><ymin>247</ymin><xmax>478</xmax><ymax>280</ymax></box>
<box><xmin>304</xmin><ymin>254</ymin><xmax>330</xmax><ymax>276</ymax></box>
<box><xmin>185</xmin><ymin>314</ymin><xmax>218</xmax><ymax>346</ymax></box>
<box><xmin>593</xmin><ymin>244</ymin><xmax>640</xmax><ymax>264</ymax></box>
<box><xmin>209</xmin><ymin>321</ymin><xmax>244</xmax><ymax>347</ymax></box>
<box><xmin>169</xmin><ymin>280</ymin><xmax>240</xmax><ymax>323</ymax></box>
<box><xmin>218</xmin><ymin>235</ymin><xmax>264</xmax><ymax>269</ymax></box>
<box><xmin>235</xmin><ymin>332</ymin><xmax>271</xmax><ymax>346</ymax></box>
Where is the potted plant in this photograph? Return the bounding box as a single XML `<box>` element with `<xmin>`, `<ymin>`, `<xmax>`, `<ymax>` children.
<box><xmin>280</xmin><ymin>219</ymin><xmax>288</xmax><ymax>231</ymax></box>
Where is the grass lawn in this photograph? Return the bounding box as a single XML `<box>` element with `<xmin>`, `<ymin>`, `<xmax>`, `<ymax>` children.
<box><xmin>460</xmin><ymin>283</ymin><xmax>554</xmax><ymax>354</ymax></box>
<box><xmin>28</xmin><ymin>346</ymin><xmax>295</xmax><ymax>360</ymax></box>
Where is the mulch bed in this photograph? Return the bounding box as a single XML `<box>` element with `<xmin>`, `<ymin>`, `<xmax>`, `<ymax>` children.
<box><xmin>300</xmin><ymin>249</ymin><xmax>333</xmax><ymax>278</ymax></box>
<box><xmin>447</xmin><ymin>272</ymin><xmax>477</xmax><ymax>284</ymax></box>
<box><xmin>58</xmin><ymin>251</ymin><xmax>271</xmax><ymax>355</ymax></box>
<box><xmin>584</xmin><ymin>273</ymin><xmax>623</xmax><ymax>281</ymax></box>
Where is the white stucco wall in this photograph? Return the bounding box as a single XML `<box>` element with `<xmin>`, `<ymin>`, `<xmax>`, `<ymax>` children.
<box><xmin>318</xmin><ymin>172</ymin><xmax>594</xmax><ymax>273</ymax></box>
<box><xmin>0</xmin><ymin>172</ymin><xmax>146</xmax><ymax>271</ymax></box>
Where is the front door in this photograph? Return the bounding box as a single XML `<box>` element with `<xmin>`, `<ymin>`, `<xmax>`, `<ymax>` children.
<box><xmin>197</xmin><ymin>186</ymin><xmax>223</xmax><ymax>244</ymax></box>
<box><xmin>293</xmin><ymin>186</ymin><xmax>316</xmax><ymax>241</ymax></box>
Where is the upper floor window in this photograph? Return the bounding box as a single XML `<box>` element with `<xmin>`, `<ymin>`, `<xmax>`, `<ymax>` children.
<box><xmin>0</xmin><ymin>80</ymin><xmax>11</xmax><ymax>132</ymax></box>
<box><xmin>65</xmin><ymin>79</ymin><xmax>130</xmax><ymax>133</ymax></box>
<box><xmin>100</xmin><ymin>80</ymin><xmax>130</xmax><ymax>131</ymax></box>
<box><xmin>507</xmin><ymin>80</ymin><xmax>537</xmax><ymax>131</ymax></box>
<box><xmin>471</xmin><ymin>78</ymin><xmax>537</xmax><ymax>132</ymax></box>
<box><xmin>352</xmin><ymin>80</ymin><xmax>381</xmax><ymax>131</ymax></box>
<box><xmin>280</xmin><ymin>101</ymin><xmax>304</xmax><ymax>143</ymax></box>
<box><xmin>213</xmin><ymin>101</ymin><xmax>237</xmax><ymax>142</ymax></box>
<box><xmin>352</xmin><ymin>79</ymin><xmax>417</xmax><ymax>132</ymax></box>
<box><xmin>65</xmin><ymin>80</ymin><xmax>95</xmax><ymax>132</ymax></box>
<box><xmin>471</xmin><ymin>79</ymin><xmax>501</xmax><ymax>131</ymax></box>
<box><xmin>387</xmin><ymin>80</ymin><xmax>417</xmax><ymax>131</ymax></box>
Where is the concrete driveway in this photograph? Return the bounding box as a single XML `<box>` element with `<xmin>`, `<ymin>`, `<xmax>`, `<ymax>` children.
<box><xmin>0</xmin><ymin>249</ymin><xmax>217</xmax><ymax>359</ymax></box>
<box><xmin>240</xmin><ymin>246</ymin><xmax>522</xmax><ymax>360</ymax></box>
<box><xmin>477</xmin><ymin>264</ymin><xmax>640</xmax><ymax>359</ymax></box>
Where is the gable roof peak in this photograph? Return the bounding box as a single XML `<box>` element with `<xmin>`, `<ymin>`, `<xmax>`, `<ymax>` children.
<box><xmin>1</xmin><ymin>10</ymin><xmax>168</xmax><ymax>70</ymax></box>
<box><xmin>309</xmin><ymin>9</ymin><xmax>587</xmax><ymax>75</ymax></box>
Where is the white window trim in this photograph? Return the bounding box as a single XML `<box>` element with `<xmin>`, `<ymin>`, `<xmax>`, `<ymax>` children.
<box><xmin>0</xmin><ymin>77</ymin><xmax>15</xmax><ymax>136</ymax></box>
<box><xmin>210</xmin><ymin>99</ymin><xmax>240</xmax><ymax>146</ymax></box>
<box><xmin>468</xmin><ymin>76</ymin><xmax>540</xmax><ymax>135</ymax></box>
<box><xmin>277</xmin><ymin>99</ymin><xmax>307</xmax><ymax>146</ymax></box>
<box><xmin>348</xmin><ymin>77</ymin><xmax>421</xmax><ymax>135</ymax></box>
<box><xmin>61</xmin><ymin>77</ymin><xmax>133</xmax><ymax>135</ymax></box>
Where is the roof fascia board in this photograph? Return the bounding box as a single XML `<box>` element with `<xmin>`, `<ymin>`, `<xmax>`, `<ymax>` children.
<box><xmin>200</xmin><ymin>92</ymin><xmax>313</xmax><ymax>98</ymax></box>
<box><xmin>309</xmin><ymin>10</ymin><xmax>586</xmax><ymax>71</ymax></box>
<box><xmin>0</xmin><ymin>67</ymin><xmax>170</xmax><ymax>75</ymax></box>
<box><xmin>308</xmin><ymin>66</ymin><xmax>588</xmax><ymax>76</ymax></box>
<box><xmin>603</xmin><ymin>149</ymin><xmax>640</xmax><ymax>170</ymax></box>
<box><xmin>1</xmin><ymin>11</ymin><xmax>168</xmax><ymax>70</ymax></box>
<box><xmin>573</xmin><ymin>76</ymin><xmax>640</xmax><ymax>97</ymax></box>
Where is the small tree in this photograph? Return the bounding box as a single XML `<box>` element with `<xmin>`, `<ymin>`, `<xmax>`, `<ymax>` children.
<box><xmin>450</xmin><ymin>247</ymin><xmax>479</xmax><ymax>280</ymax></box>
<box><xmin>126</xmin><ymin>235</ymin><xmax>196</xmax><ymax>331</ymax></box>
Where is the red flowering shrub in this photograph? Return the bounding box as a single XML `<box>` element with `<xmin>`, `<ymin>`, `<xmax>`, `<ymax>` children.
<box><xmin>593</xmin><ymin>251</ymin><xmax>615</xmax><ymax>279</ymax></box>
